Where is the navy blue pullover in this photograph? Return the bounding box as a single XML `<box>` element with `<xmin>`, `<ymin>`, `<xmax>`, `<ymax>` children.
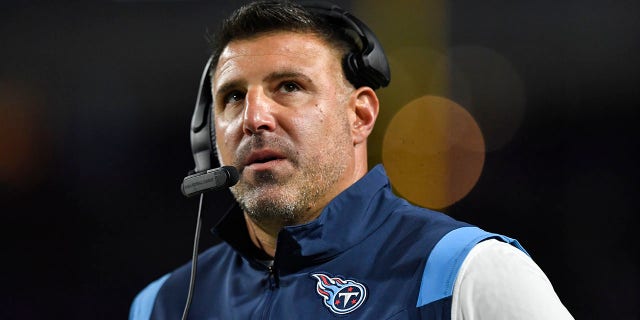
<box><xmin>130</xmin><ymin>165</ymin><xmax>525</xmax><ymax>319</ymax></box>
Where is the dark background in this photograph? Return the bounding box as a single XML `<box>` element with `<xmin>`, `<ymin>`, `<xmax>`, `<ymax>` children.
<box><xmin>1</xmin><ymin>1</ymin><xmax>637</xmax><ymax>319</ymax></box>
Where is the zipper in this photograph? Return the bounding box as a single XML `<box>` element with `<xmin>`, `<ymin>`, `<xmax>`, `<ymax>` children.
<box><xmin>261</xmin><ymin>264</ymin><xmax>279</xmax><ymax>319</ymax></box>
<box><xmin>267</xmin><ymin>265</ymin><xmax>280</xmax><ymax>288</ymax></box>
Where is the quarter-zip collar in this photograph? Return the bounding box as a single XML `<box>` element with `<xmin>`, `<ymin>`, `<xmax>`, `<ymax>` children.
<box><xmin>212</xmin><ymin>165</ymin><xmax>401</xmax><ymax>273</ymax></box>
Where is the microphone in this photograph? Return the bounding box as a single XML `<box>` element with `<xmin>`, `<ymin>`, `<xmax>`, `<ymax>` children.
<box><xmin>180</xmin><ymin>166</ymin><xmax>239</xmax><ymax>319</ymax></box>
<box><xmin>181</xmin><ymin>166</ymin><xmax>240</xmax><ymax>197</ymax></box>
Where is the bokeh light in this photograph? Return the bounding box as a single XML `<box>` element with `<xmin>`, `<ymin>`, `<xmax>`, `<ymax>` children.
<box><xmin>382</xmin><ymin>95</ymin><xmax>485</xmax><ymax>209</ymax></box>
<box><xmin>353</xmin><ymin>1</ymin><xmax>525</xmax><ymax>208</ymax></box>
<box><xmin>0</xmin><ymin>80</ymin><xmax>45</xmax><ymax>189</ymax></box>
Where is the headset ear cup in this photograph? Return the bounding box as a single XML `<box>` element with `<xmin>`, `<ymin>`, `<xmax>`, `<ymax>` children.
<box><xmin>189</xmin><ymin>57</ymin><xmax>217</xmax><ymax>173</ymax></box>
<box><xmin>208</xmin><ymin>103</ymin><xmax>220</xmax><ymax>168</ymax></box>
<box><xmin>343</xmin><ymin>49</ymin><xmax>387</xmax><ymax>90</ymax></box>
<box><xmin>302</xmin><ymin>1</ymin><xmax>390</xmax><ymax>90</ymax></box>
<box><xmin>343</xmin><ymin>52</ymin><xmax>363</xmax><ymax>89</ymax></box>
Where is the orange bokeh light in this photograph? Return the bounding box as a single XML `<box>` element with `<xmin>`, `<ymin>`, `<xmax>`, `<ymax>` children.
<box><xmin>382</xmin><ymin>95</ymin><xmax>485</xmax><ymax>209</ymax></box>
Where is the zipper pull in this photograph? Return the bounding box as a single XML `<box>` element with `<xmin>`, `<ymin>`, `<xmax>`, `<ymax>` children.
<box><xmin>267</xmin><ymin>265</ymin><xmax>280</xmax><ymax>289</ymax></box>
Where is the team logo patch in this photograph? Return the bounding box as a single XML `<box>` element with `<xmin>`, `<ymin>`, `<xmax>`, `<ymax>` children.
<box><xmin>311</xmin><ymin>273</ymin><xmax>368</xmax><ymax>315</ymax></box>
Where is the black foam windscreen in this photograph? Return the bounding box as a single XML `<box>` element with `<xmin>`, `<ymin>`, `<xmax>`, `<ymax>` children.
<box><xmin>186</xmin><ymin>1</ymin><xmax>390</xmax><ymax>175</ymax></box>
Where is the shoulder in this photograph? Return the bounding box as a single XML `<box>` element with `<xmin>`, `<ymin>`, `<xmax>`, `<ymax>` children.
<box><xmin>416</xmin><ymin>226</ymin><xmax>521</xmax><ymax>308</ymax></box>
<box><xmin>451</xmin><ymin>239</ymin><xmax>574</xmax><ymax>319</ymax></box>
<box><xmin>385</xmin><ymin>194</ymin><xmax>472</xmax><ymax>237</ymax></box>
<box><xmin>128</xmin><ymin>243</ymin><xmax>233</xmax><ymax>320</ymax></box>
<box><xmin>129</xmin><ymin>273</ymin><xmax>171</xmax><ymax>320</ymax></box>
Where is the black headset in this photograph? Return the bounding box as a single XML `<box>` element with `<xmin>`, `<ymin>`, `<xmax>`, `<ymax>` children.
<box><xmin>186</xmin><ymin>1</ymin><xmax>391</xmax><ymax>177</ymax></box>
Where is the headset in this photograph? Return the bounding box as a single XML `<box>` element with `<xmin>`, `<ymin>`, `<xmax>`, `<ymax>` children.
<box><xmin>180</xmin><ymin>3</ymin><xmax>391</xmax><ymax>318</ymax></box>
<box><xmin>185</xmin><ymin>1</ymin><xmax>391</xmax><ymax>178</ymax></box>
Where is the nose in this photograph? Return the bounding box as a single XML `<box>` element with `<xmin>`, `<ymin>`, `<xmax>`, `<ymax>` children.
<box><xmin>242</xmin><ymin>87</ymin><xmax>276</xmax><ymax>135</ymax></box>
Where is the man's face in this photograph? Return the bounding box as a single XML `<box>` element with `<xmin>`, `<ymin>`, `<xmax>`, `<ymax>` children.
<box><xmin>212</xmin><ymin>31</ymin><xmax>357</xmax><ymax>225</ymax></box>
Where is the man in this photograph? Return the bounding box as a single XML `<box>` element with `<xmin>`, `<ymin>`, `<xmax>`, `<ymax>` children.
<box><xmin>131</xmin><ymin>1</ymin><xmax>574</xmax><ymax>319</ymax></box>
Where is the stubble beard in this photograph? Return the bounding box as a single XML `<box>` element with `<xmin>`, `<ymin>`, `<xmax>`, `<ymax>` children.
<box><xmin>229</xmin><ymin>119</ymin><xmax>352</xmax><ymax>227</ymax></box>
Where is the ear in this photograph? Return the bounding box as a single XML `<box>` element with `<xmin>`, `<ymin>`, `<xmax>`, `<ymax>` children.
<box><xmin>351</xmin><ymin>87</ymin><xmax>379</xmax><ymax>145</ymax></box>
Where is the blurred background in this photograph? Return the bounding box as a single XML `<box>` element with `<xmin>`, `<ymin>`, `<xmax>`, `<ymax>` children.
<box><xmin>1</xmin><ymin>0</ymin><xmax>638</xmax><ymax>319</ymax></box>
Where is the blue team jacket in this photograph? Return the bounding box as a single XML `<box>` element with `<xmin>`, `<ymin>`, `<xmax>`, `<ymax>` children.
<box><xmin>130</xmin><ymin>165</ymin><xmax>526</xmax><ymax>319</ymax></box>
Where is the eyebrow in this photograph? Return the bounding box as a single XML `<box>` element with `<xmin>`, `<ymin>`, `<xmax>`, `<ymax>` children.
<box><xmin>264</xmin><ymin>70</ymin><xmax>312</xmax><ymax>84</ymax></box>
<box><xmin>214</xmin><ymin>80</ymin><xmax>244</xmax><ymax>100</ymax></box>
<box><xmin>214</xmin><ymin>70</ymin><xmax>313</xmax><ymax>97</ymax></box>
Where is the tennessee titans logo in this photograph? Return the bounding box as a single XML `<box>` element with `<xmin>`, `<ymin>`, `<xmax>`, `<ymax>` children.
<box><xmin>311</xmin><ymin>273</ymin><xmax>368</xmax><ymax>315</ymax></box>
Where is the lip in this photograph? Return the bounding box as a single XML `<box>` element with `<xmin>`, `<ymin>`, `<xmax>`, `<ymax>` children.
<box><xmin>242</xmin><ymin>149</ymin><xmax>287</xmax><ymax>171</ymax></box>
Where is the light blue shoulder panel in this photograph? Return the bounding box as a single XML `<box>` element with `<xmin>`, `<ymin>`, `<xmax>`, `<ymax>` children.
<box><xmin>129</xmin><ymin>273</ymin><xmax>171</xmax><ymax>320</ymax></box>
<box><xmin>416</xmin><ymin>226</ymin><xmax>528</xmax><ymax>307</ymax></box>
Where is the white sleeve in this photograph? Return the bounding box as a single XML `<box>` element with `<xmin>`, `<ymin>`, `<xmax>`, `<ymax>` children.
<box><xmin>451</xmin><ymin>239</ymin><xmax>574</xmax><ymax>320</ymax></box>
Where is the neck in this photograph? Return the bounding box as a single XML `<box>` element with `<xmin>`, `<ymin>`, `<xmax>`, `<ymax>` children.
<box><xmin>244</xmin><ymin>214</ymin><xmax>279</xmax><ymax>257</ymax></box>
<box><xmin>243</xmin><ymin>204</ymin><xmax>327</xmax><ymax>258</ymax></box>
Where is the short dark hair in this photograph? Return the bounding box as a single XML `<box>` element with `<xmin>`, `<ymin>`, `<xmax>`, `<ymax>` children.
<box><xmin>208</xmin><ymin>0</ymin><xmax>354</xmax><ymax>79</ymax></box>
